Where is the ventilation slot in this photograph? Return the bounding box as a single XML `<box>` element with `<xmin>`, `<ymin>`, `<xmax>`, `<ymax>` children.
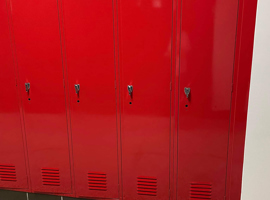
<box><xmin>137</xmin><ymin>176</ymin><xmax>157</xmax><ymax>196</ymax></box>
<box><xmin>41</xmin><ymin>168</ymin><xmax>60</xmax><ymax>186</ymax></box>
<box><xmin>88</xmin><ymin>172</ymin><xmax>107</xmax><ymax>191</ymax></box>
<box><xmin>0</xmin><ymin>165</ymin><xmax>16</xmax><ymax>182</ymax></box>
<box><xmin>190</xmin><ymin>182</ymin><xmax>212</xmax><ymax>199</ymax></box>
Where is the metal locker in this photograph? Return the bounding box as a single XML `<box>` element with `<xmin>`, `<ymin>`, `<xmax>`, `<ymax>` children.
<box><xmin>10</xmin><ymin>0</ymin><xmax>72</xmax><ymax>194</ymax></box>
<box><xmin>60</xmin><ymin>0</ymin><xmax>118</xmax><ymax>198</ymax></box>
<box><xmin>0</xmin><ymin>0</ymin><xmax>28</xmax><ymax>190</ymax></box>
<box><xmin>118</xmin><ymin>0</ymin><xmax>173</xmax><ymax>199</ymax></box>
<box><xmin>177</xmin><ymin>0</ymin><xmax>239</xmax><ymax>199</ymax></box>
<box><xmin>0</xmin><ymin>0</ymin><xmax>258</xmax><ymax>198</ymax></box>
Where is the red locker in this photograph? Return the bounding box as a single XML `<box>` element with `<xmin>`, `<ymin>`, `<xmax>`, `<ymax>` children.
<box><xmin>0</xmin><ymin>0</ymin><xmax>28</xmax><ymax>190</ymax></box>
<box><xmin>60</xmin><ymin>0</ymin><xmax>118</xmax><ymax>198</ymax></box>
<box><xmin>177</xmin><ymin>0</ymin><xmax>239</xmax><ymax>199</ymax></box>
<box><xmin>118</xmin><ymin>0</ymin><xmax>173</xmax><ymax>199</ymax></box>
<box><xmin>10</xmin><ymin>0</ymin><xmax>72</xmax><ymax>194</ymax></box>
<box><xmin>0</xmin><ymin>0</ymin><xmax>258</xmax><ymax>199</ymax></box>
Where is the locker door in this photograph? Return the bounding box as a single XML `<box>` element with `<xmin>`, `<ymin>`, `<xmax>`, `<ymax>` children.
<box><xmin>0</xmin><ymin>0</ymin><xmax>28</xmax><ymax>189</ymax></box>
<box><xmin>119</xmin><ymin>0</ymin><xmax>173</xmax><ymax>199</ymax></box>
<box><xmin>10</xmin><ymin>0</ymin><xmax>72</xmax><ymax>194</ymax></box>
<box><xmin>178</xmin><ymin>0</ymin><xmax>238</xmax><ymax>199</ymax></box>
<box><xmin>61</xmin><ymin>0</ymin><xmax>118</xmax><ymax>198</ymax></box>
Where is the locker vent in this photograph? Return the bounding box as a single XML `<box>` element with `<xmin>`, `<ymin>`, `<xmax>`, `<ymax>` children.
<box><xmin>137</xmin><ymin>176</ymin><xmax>157</xmax><ymax>196</ymax></box>
<box><xmin>41</xmin><ymin>168</ymin><xmax>60</xmax><ymax>186</ymax></box>
<box><xmin>88</xmin><ymin>172</ymin><xmax>107</xmax><ymax>191</ymax></box>
<box><xmin>0</xmin><ymin>165</ymin><xmax>17</xmax><ymax>182</ymax></box>
<box><xmin>190</xmin><ymin>182</ymin><xmax>212</xmax><ymax>199</ymax></box>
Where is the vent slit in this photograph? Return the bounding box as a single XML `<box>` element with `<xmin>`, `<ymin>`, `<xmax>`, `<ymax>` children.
<box><xmin>190</xmin><ymin>182</ymin><xmax>212</xmax><ymax>200</ymax></box>
<box><xmin>42</xmin><ymin>168</ymin><xmax>60</xmax><ymax>186</ymax></box>
<box><xmin>88</xmin><ymin>172</ymin><xmax>107</xmax><ymax>191</ymax></box>
<box><xmin>0</xmin><ymin>164</ymin><xmax>17</xmax><ymax>182</ymax></box>
<box><xmin>137</xmin><ymin>176</ymin><xmax>157</xmax><ymax>196</ymax></box>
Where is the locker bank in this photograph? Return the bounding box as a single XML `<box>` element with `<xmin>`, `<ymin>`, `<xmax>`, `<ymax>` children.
<box><xmin>0</xmin><ymin>0</ymin><xmax>257</xmax><ymax>199</ymax></box>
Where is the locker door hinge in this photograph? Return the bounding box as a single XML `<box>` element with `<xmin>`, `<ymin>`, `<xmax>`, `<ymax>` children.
<box><xmin>15</xmin><ymin>79</ymin><xmax>18</xmax><ymax>87</ymax></box>
<box><xmin>231</xmin><ymin>83</ymin><xmax>234</xmax><ymax>93</ymax></box>
<box><xmin>170</xmin><ymin>82</ymin><xmax>172</xmax><ymax>91</ymax></box>
<box><xmin>114</xmin><ymin>81</ymin><xmax>116</xmax><ymax>89</ymax></box>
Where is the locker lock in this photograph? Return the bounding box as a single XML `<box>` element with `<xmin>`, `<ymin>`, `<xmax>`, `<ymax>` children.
<box><xmin>127</xmin><ymin>85</ymin><xmax>133</xmax><ymax>96</ymax></box>
<box><xmin>74</xmin><ymin>84</ymin><xmax>80</xmax><ymax>94</ymax></box>
<box><xmin>25</xmin><ymin>83</ymin><xmax>30</xmax><ymax>92</ymax></box>
<box><xmin>184</xmin><ymin>87</ymin><xmax>190</xmax><ymax>99</ymax></box>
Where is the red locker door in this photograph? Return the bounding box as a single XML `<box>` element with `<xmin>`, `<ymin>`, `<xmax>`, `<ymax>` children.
<box><xmin>0</xmin><ymin>0</ymin><xmax>28</xmax><ymax>190</ymax></box>
<box><xmin>10</xmin><ymin>0</ymin><xmax>72</xmax><ymax>194</ymax></box>
<box><xmin>61</xmin><ymin>0</ymin><xmax>118</xmax><ymax>198</ymax></box>
<box><xmin>177</xmin><ymin>0</ymin><xmax>238</xmax><ymax>199</ymax></box>
<box><xmin>118</xmin><ymin>0</ymin><xmax>173</xmax><ymax>199</ymax></box>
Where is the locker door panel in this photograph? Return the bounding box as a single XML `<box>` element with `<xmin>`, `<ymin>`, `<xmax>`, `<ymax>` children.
<box><xmin>178</xmin><ymin>0</ymin><xmax>238</xmax><ymax>199</ymax></box>
<box><xmin>119</xmin><ymin>0</ymin><xmax>173</xmax><ymax>199</ymax></box>
<box><xmin>10</xmin><ymin>0</ymin><xmax>72</xmax><ymax>194</ymax></box>
<box><xmin>0</xmin><ymin>0</ymin><xmax>28</xmax><ymax>189</ymax></box>
<box><xmin>61</xmin><ymin>0</ymin><xmax>118</xmax><ymax>198</ymax></box>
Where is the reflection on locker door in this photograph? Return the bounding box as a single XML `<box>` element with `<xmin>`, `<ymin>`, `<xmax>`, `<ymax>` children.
<box><xmin>61</xmin><ymin>0</ymin><xmax>118</xmax><ymax>198</ymax></box>
<box><xmin>119</xmin><ymin>0</ymin><xmax>173</xmax><ymax>199</ymax></box>
<box><xmin>178</xmin><ymin>0</ymin><xmax>239</xmax><ymax>199</ymax></box>
<box><xmin>10</xmin><ymin>0</ymin><xmax>72</xmax><ymax>194</ymax></box>
<box><xmin>0</xmin><ymin>0</ymin><xmax>28</xmax><ymax>190</ymax></box>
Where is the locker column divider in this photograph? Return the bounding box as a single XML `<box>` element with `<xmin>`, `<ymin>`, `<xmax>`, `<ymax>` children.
<box><xmin>5</xmin><ymin>0</ymin><xmax>31</xmax><ymax>192</ymax></box>
<box><xmin>173</xmin><ymin>0</ymin><xmax>182</xmax><ymax>199</ymax></box>
<box><xmin>113</xmin><ymin>0</ymin><xmax>123</xmax><ymax>199</ymax></box>
<box><xmin>225</xmin><ymin>0</ymin><xmax>258</xmax><ymax>199</ymax></box>
<box><xmin>57</xmin><ymin>0</ymin><xmax>76</xmax><ymax>197</ymax></box>
<box><xmin>170</xmin><ymin>0</ymin><xmax>179</xmax><ymax>199</ymax></box>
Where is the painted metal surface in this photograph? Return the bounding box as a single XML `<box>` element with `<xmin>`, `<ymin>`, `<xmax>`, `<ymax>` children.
<box><xmin>10</xmin><ymin>0</ymin><xmax>72</xmax><ymax>194</ymax></box>
<box><xmin>118</xmin><ymin>0</ymin><xmax>173</xmax><ymax>199</ymax></box>
<box><xmin>0</xmin><ymin>0</ymin><xmax>28</xmax><ymax>190</ymax></box>
<box><xmin>177</xmin><ymin>0</ymin><xmax>239</xmax><ymax>199</ymax></box>
<box><xmin>226</xmin><ymin>0</ymin><xmax>258</xmax><ymax>199</ymax></box>
<box><xmin>0</xmin><ymin>0</ymin><xmax>258</xmax><ymax>199</ymax></box>
<box><xmin>60</xmin><ymin>0</ymin><xmax>118</xmax><ymax>198</ymax></box>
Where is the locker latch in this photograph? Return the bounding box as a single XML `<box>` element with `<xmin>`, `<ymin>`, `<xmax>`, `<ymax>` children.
<box><xmin>184</xmin><ymin>87</ymin><xmax>190</xmax><ymax>99</ymax></box>
<box><xmin>74</xmin><ymin>84</ymin><xmax>80</xmax><ymax>94</ymax></box>
<box><xmin>25</xmin><ymin>83</ymin><xmax>30</xmax><ymax>92</ymax></box>
<box><xmin>127</xmin><ymin>85</ymin><xmax>133</xmax><ymax>96</ymax></box>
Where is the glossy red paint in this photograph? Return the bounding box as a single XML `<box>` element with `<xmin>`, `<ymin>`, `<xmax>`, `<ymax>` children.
<box><xmin>177</xmin><ymin>0</ymin><xmax>239</xmax><ymax>199</ymax></box>
<box><xmin>9</xmin><ymin>0</ymin><xmax>72</xmax><ymax>194</ymax></box>
<box><xmin>0</xmin><ymin>0</ymin><xmax>258</xmax><ymax>199</ymax></box>
<box><xmin>169</xmin><ymin>0</ymin><xmax>179</xmax><ymax>198</ymax></box>
<box><xmin>0</xmin><ymin>0</ymin><xmax>28</xmax><ymax>190</ymax></box>
<box><xmin>60</xmin><ymin>0</ymin><xmax>118</xmax><ymax>198</ymax></box>
<box><xmin>226</xmin><ymin>0</ymin><xmax>258</xmax><ymax>199</ymax></box>
<box><xmin>117</xmin><ymin>0</ymin><xmax>173</xmax><ymax>199</ymax></box>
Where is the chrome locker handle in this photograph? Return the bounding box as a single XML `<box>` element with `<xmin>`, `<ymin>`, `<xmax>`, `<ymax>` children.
<box><xmin>74</xmin><ymin>84</ymin><xmax>80</xmax><ymax>94</ymax></box>
<box><xmin>184</xmin><ymin>87</ymin><xmax>190</xmax><ymax>98</ymax></box>
<box><xmin>127</xmin><ymin>85</ymin><xmax>133</xmax><ymax>96</ymax></box>
<box><xmin>25</xmin><ymin>83</ymin><xmax>30</xmax><ymax>92</ymax></box>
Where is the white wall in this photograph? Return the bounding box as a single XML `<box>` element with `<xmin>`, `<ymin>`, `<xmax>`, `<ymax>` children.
<box><xmin>241</xmin><ymin>0</ymin><xmax>270</xmax><ymax>199</ymax></box>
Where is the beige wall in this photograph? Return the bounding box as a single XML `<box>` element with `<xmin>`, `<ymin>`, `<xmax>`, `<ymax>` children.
<box><xmin>241</xmin><ymin>0</ymin><xmax>270</xmax><ymax>199</ymax></box>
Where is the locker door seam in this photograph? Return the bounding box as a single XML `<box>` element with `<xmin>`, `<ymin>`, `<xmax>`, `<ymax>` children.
<box><xmin>112</xmin><ymin>0</ymin><xmax>122</xmax><ymax>198</ymax></box>
<box><xmin>57</xmin><ymin>0</ymin><xmax>75</xmax><ymax>194</ymax></box>
<box><xmin>169</xmin><ymin>0</ymin><xmax>177</xmax><ymax>199</ymax></box>
<box><xmin>224</xmin><ymin>0</ymin><xmax>241</xmax><ymax>197</ymax></box>
<box><xmin>5</xmin><ymin>0</ymin><xmax>32</xmax><ymax>190</ymax></box>
<box><xmin>176</xmin><ymin>0</ymin><xmax>183</xmax><ymax>199</ymax></box>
